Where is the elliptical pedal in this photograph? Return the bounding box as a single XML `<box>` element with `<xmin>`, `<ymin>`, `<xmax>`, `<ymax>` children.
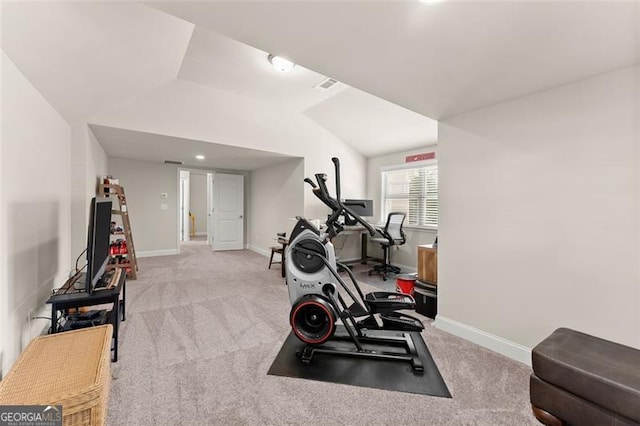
<box><xmin>380</xmin><ymin>312</ymin><xmax>424</xmax><ymax>332</ymax></box>
<box><xmin>365</xmin><ymin>292</ymin><xmax>416</xmax><ymax>313</ymax></box>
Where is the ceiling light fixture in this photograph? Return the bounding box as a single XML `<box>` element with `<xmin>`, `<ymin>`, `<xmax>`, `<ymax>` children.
<box><xmin>268</xmin><ymin>54</ymin><xmax>295</xmax><ymax>73</ymax></box>
<box><xmin>195</xmin><ymin>155</ymin><xmax>205</xmax><ymax>160</ymax></box>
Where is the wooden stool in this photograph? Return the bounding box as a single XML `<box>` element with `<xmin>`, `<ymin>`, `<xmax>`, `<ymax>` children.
<box><xmin>269</xmin><ymin>246</ymin><xmax>284</xmax><ymax>270</ymax></box>
<box><xmin>269</xmin><ymin>232</ymin><xmax>288</xmax><ymax>278</ymax></box>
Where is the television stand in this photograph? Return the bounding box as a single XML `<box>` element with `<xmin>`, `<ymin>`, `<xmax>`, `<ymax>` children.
<box><xmin>68</xmin><ymin>271</ymin><xmax>86</xmax><ymax>290</ymax></box>
<box><xmin>46</xmin><ymin>269</ymin><xmax>126</xmax><ymax>361</ymax></box>
<box><xmin>62</xmin><ymin>309</ymin><xmax>108</xmax><ymax>331</ymax></box>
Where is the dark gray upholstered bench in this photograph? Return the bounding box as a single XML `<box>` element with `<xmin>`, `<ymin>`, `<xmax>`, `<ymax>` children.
<box><xmin>530</xmin><ymin>328</ymin><xmax>640</xmax><ymax>425</ymax></box>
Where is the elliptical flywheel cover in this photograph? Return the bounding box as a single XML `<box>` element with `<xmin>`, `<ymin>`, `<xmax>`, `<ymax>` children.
<box><xmin>290</xmin><ymin>295</ymin><xmax>336</xmax><ymax>345</ymax></box>
<box><xmin>291</xmin><ymin>239</ymin><xmax>326</xmax><ymax>274</ymax></box>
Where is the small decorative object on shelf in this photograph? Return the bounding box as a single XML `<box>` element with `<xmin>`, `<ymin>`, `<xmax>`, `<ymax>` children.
<box><xmin>99</xmin><ymin>180</ymin><xmax>138</xmax><ymax>280</ymax></box>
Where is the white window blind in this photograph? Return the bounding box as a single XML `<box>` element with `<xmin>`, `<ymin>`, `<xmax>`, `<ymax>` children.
<box><xmin>382</xmin><ymin>165</ymin><xmax>438</xmax><ymax>228</ymax></box>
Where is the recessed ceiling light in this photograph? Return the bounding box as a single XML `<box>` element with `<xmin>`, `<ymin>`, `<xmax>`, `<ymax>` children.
<box><xmin>268</xmin><ymin>54</ymin><xmax>295</xmax><ymax>73</ymax></box>
<box><xmin>195</xmin><ymin>155</ymin><xmax>205</xmax><ymax>160</ymax></box>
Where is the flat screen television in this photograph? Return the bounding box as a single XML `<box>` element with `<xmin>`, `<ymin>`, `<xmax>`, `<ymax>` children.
<box><xmin>85</xmin><ymin>197</ymin><xmax>112</xmax><ymax>293</ymax></box>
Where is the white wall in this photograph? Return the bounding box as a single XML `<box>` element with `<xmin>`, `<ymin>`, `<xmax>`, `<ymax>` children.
<box><xmin>108</xmin><ymin>158</ymin><xmax>181</xmax><ymax>256</ymax></box>
<box><xmin>366</xmin><ymin>146</ymin><xmax>439</xmax><ymax>269</ymax></box>
<box><xmin>70</xmin><ymin>124</ymin><xmax>108</xmax><ymax>259</ymax></box>
<box><xmin>436</xmin><ymin>65</ymin><xmax>639</xmax><ymax>361</ymax></box>
<box><xmin>90</xmin><ymin>79</ymin><xmax>368</xmax><ymax>220</ymax></box>
<box><xmin>1</xmin><ymin>51</ymin><xmax>72</xmax><ymax>376</ymax></box>
<box><xmin>88</xmin><ymin>127</ymin><xmax>108</xmax><ymax>192</ymax></box>
<box><xmin>248</xmin><ymin>159</ymin><xmax>304</xmax><ymax>255</ymax></box>
<box><xmin>108</xmin><ymin>158</ymin><xmax>250</xmax><ymax>256</ymax></box>
<box><xmin>249</xmin><ymin>157</ymin><xmax>369</xmax><ymax>262</ymax></box>
<box><xmin>189</xmin><ymin>172</ymin><xmax>207</xmax><ymax>235</ymax></box>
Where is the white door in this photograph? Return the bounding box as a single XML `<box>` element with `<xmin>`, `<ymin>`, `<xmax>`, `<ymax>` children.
<box><xmin>210</xmin><ymin>173</ymin><xmax>244</xmax><ymax>251</ymax></box>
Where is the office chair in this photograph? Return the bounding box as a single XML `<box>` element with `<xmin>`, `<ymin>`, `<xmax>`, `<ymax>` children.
<box><xmin>368</xmin><ymin>212</ymin><xmax>407</xmax><ymax>281</ymax></box>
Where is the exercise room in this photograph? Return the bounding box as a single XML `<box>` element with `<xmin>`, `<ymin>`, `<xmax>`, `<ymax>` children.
<box><xmin>1</xmin><ymin>2</ymin><xmax>638</xmax><ymax>425</ymax></box>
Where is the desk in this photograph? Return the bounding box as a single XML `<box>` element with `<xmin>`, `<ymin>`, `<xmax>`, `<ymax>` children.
<box><xmin>340</xmin><ymin>225</ymin><xmax>370</xmax><ymax>264</ymax></box>
<box><xmin>333</xmin><ymin>225</ymin><xmax>385</xmax><ymax>266</ymax></box>
<box><xmin>47</xmin><ymin>271</ymin><xmax>126</xmax><ymax>362</ymax></box>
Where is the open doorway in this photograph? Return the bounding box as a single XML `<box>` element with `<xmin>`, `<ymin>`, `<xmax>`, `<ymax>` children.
<box><xmin>179</xmin><ymin>170</ymin><xmax>209</xmax><ymax>246</ymax></box>
<box><xmin>178</xmin><ymin>169</ymin><xmax>245</xmax><ymax>250</ymax></box>
<box><xmin>188</xmin><ymin>172</ymin><xmax>208</xmax><ymax>244</ymax></box>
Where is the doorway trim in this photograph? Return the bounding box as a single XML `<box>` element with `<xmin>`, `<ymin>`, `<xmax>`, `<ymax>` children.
<box><xmin>177</xmin><ymin>167</ymin><xmax>249</xmax><ymax>254</ymax></box>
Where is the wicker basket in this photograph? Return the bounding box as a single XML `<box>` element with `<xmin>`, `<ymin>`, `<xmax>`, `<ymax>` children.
<box><xmin>0</xmin><ymin>325</ymin><xmax>112</xmax><ymax>426</ymax></box>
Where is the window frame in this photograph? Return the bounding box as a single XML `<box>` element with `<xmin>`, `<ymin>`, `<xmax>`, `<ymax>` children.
<box><xmin>380</xmin><ymin>160</ymin><xmax>438</xmax><ymax>231</ymax></box>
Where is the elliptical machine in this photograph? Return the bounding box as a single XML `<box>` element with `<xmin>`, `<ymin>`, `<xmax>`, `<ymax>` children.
<box><xmin>285</xmin><ymin>158</ymin><xmax>426</xmax><ymax>372</ymax></box>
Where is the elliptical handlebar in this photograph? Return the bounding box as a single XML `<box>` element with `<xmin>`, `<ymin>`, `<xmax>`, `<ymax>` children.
<box><xmin>304</xmin><ymin>157</ymin><xmax>376</xmax><ymax>237</ymax></box>
<box><xmin>303</xmin><ymin>177</ymin><xmax>317</xmax><ymax>189</ymax></box>
<box><xmin>342</xmin><ymin>204</ymin><xmax>375</xmax><ymax>236</ymax></box>
<box><xmin>331</xmin><ymin>158</ymin><xmax>376</xmax><ymax>237</ymax></box>
<box><xmin>314</xmin><ymin>173</ymin><xmax>331</xmax><ymax>200</ymax></box>
<box><xmin>331</xmin><ymin>157</ymin><xmax>342</xmax><ymax>201</ymax></box>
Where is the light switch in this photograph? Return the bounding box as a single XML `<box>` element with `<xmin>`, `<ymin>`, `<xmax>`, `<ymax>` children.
<box><xmin>160</xmin><ymin>193</ymin><xmax>168</xmax><ymax>199</ymax></box>
<box><xmin>160</xmin><ymin>203</ymin><xmax>168</xmax><ymax>210</ymax></box>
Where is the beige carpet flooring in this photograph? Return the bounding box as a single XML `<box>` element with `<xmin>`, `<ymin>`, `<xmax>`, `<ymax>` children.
<box><xmin>107</xmin><ymin>244</ymin><xmax>538</xmax><ymax>425</ymax></box>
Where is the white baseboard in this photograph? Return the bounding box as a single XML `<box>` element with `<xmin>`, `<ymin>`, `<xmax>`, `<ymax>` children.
<box><xmin>137</xmin><ymin>249</ymin><xmax>178</xmax><ymax>258</ymax></box>
<box><xmin>433</xmin><ymin>315</ymin><xmax>532</xmax><ymax>366</ymax></box>
<box><xmin>248</xmin><ymin>245</ymin><xmax>270</xmax><ymax>257</ymax></box>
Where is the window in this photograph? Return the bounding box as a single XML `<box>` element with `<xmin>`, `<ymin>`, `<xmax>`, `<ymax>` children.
<box><xmin>381</xmin><ymin>164</ymin><xmax>438</xmax><ymax>228</ymax></box>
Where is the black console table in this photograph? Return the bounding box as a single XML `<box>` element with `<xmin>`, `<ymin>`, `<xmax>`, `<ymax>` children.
<box><xmin>46</xmin><ymin>272</ymin><xmax>126</xmax><ymax>361</ymax></box>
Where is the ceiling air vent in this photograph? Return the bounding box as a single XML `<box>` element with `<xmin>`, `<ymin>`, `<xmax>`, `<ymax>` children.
<box><xmin>314</xmin><ymin>78</ymin><xmax>339</xmax><ymax>91</ymax></box>
<box><xmin>163</xmin><ymin>160</ymin><xmax>183</xmax><ymax>165</ymax></box>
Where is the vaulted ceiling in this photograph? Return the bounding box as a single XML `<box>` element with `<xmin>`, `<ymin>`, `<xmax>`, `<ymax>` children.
<box><xmin>2</xmin><ymin>1</ymin><xmax>637</xmax><ymax>164</ymax></box>
<box><xmin>151</xmin><ymin>1</ymin><xmax>638</xmax><ymax>119</ymax></box>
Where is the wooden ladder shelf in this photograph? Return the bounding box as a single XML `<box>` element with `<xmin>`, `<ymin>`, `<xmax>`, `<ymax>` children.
<box><xmin>98</xmin><ymin>183</ymin><xmax>139</xmax><ymax>280</ymax></box>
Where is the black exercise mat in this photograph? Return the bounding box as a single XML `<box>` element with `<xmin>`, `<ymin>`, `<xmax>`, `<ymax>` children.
<box><xmin>268</xmin><ymin>326</ymin><xmax>451</xmax><ymax>397</ymax></box>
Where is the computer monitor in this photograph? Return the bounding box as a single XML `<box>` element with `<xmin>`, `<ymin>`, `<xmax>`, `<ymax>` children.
<box><xmin>343</xmin><ymin>199</ymin><xmax>373</xmax><ymax>225</ymax></box>
<box><xmin>344</xmin><ymin>199</ymin><xmax>373</xmax><ymax>217</ymax></box>
<box><xmin>85</xmin><ymin>197</ymin><xmax>112</xmax><ymax>293</ymax></box>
